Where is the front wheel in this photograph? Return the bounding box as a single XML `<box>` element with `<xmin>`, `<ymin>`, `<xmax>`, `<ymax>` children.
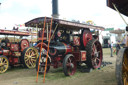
<box><xmin>0</xmin><ymin>56</ymin><xmax>9</xmax><ymax>73</ymax></box>
<box><xmin>63</xmin><ymin>54</ymin><xmax>76</xmax><ymax>76</ymax></box>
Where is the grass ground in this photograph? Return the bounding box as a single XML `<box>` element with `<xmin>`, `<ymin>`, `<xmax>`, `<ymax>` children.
<box><xmin>0</xmin><ymin>48</ymin><xmax>117</xmax><ymax>85</ymax></box>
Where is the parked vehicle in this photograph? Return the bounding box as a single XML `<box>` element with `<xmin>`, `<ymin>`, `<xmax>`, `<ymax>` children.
<box><xmin>0</xmin><ymin>29</ymin><xmax>38</xmax><ymax>73</ymax></box>
<box><xmin>25</xmin><ymin>17</ymin><xmax>104</xmax><ymax>76</ymax></box>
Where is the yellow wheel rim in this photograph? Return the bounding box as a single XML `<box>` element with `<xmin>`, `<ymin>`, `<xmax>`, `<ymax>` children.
<box><xmin>0</xmin><ymin>56</ymin><xmax>9</xmax><ymax>73</ymax></box>
<box><xmin>24</xmin><ymin>47</ymin><xmax>38</xmax><ymax>68</ymax></box>
<box><xmin>123</xmin><ymin>52</ymin><xmax>128</xmax><ymax>85</ymax></box>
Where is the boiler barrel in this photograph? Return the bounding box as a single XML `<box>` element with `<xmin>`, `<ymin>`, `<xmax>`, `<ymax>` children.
<box><xmin>49</xmin><ymin>42</ymin><xmax>72</xmax><ymax>56</ymax></box>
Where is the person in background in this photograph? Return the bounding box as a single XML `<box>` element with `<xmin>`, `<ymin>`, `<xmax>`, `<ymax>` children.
<box><xmin>116</xmin><ymin>41</ymin><xmax>121</xmax><ymax>55</ymax></box>
<box><xmin>110</xmin><ymin>42</ymin><xmax>113</xmax><ymax>57</ymax></box>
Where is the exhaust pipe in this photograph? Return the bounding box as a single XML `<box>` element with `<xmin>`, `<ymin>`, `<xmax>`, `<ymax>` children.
<box><xmin>52</xmin><ymin>0</ymin><xmax>59</xmax><ymax>18</ymax></box>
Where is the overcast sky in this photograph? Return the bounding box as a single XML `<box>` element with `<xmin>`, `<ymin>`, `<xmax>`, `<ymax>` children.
<box><xmin>0</xmin><ymin>0</ymin><xmax>128</xmax><ymax>29</ymax></box>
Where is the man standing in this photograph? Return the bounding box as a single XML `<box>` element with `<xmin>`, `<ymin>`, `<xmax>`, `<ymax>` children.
<box><xmin>110</xmin><ymin>42</ymin><xmax>113</xmax><ymax>57</ymax></box>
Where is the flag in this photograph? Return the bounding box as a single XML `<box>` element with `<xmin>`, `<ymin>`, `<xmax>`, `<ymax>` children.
<box><xmin>15</xmin><ymin>24</ymin><xmax>25</xmax><ymax>27</ymax></box>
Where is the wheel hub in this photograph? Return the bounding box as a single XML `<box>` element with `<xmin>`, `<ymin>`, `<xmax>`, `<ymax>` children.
<box><xmin>70</xmin><ymin>63</ymin><xmax>74</xmax><ymax>68</ymax></box>
<box><xmin>29</xmin><ymin>56</ymin><xmax>32</xmax><ymax>58</ymax></box>
<box><xmin>94</xmin><ymin>52</ymin><xmax>98</xmax><ymax>57</ymax></box>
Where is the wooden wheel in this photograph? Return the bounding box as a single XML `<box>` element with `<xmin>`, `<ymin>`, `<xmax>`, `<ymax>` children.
<box><xmin>63</xmin><ymin>54</ymin><xmax>76</xmax><ymax>76</ymax></box>
<box><xmin>21</xmin><ymin>47</ymin><xmax>38</xmax><ymax>68</ymax></box>
<box><xmin>86</xmin><ymin>39</ymin><xmax>103</xmax><ymax>69</ymax></box>
<box><xmin>116</xmin><ymin>48</ymin><xmax>128</xmax><ymax>85</ymax></box>
<box><xmin>0</xmin><ymin>56</ymin><xmax>9</xmax><ymax>73</ymax></box>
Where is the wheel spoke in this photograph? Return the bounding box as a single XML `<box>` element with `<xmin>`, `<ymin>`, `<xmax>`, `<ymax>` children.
<box><xmin>123</xmin><ymin>62</ymin><xmax>128</xmax><ymax>72</ymax></box>
<box><xmin>92</xmin><ymin>45</ymin><xmax>96</xmax><ymax>55</ymax></box>
<box><xmin>68</xmin><ymin>58</ymin><xmax>71</xmax><ymax>63</ymax></box>
<box><xmin>28</xmin><ymin>51</ymin><xmax>31</xmax><ymax>56</ymax></box>
<box><xmin>31</xmin><ymin>58</ymin><xmax>36</xmax><ymax>61</ymax></box>
<box><xmin>92</xmin><ymin>58</ymin><xmax>97</xmax><ymax>66</ymax></box>
<box><xmin>28</xmin><ymin>59</ymin><xmax>32</xmax><ymax>66</ymax></box>
<box><xmin>97</xmin><ymin>51</ymin><xmax>101</xmax><ymax>54</ymax></box>
<box><xmin>31</xmin><ymin>51</ymin><xmax>35</xmax><ymax>56</ymax></box>
<box><xmin>123</xmin><ymin>75</ymin><xmax>128</xmax><ymax>85</ymax></box>
<box><xmin>2</xmin><ymin>58</ymin><xmax>4</xmax><ymax>62</ymax></box>
<box><xmin>24</xmin><ymin>56</ymin><xmax>29</xmax><ymax>61</ymax></box>
<box><xmin>32</xmin><ymin>54</ymin><xmax>36</xmax><ymax>57</ymax></box>
<box><xmin>96</xmin><ymin>57</ymin><xmax>101</xmax><ymax>62</ymax></box>
<box><xmin>3</xmin><ymin>60</ymin><xmax>7</xmax><ymax>63</ymax></box>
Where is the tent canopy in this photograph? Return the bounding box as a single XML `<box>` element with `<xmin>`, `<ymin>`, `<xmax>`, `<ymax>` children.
<box><xmin>107</xmin><ymin>0</ymin><xmax>128</xmax><ymax>16</ymax></box>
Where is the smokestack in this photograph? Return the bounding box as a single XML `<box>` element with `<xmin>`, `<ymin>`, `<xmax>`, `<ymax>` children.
<box><xmin>52</xmin><ymin>0</ymin><xmax>59</xmax><ymax>18</ymax></box>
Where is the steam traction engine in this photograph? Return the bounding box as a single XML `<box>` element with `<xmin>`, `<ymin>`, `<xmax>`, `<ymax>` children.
<box><xmin>0</xmin><ymin>30</ymin><xmax>38</xmax><ymax>73</ymax></box>
<box><xmin>25</xmin><ymin>17</ymin><xmax>104</xmax><ymax>76</ymax></box>
<box><xmin>107</xmin><ymin>0</ymin><xmax>128</xmax><ymax>85</ymax></box>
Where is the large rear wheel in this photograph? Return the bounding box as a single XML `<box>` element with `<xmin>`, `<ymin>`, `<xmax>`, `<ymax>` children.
<box><xmin>63</xmin><ymin>54</ymin><xmax>76</xmax><ymax>76</ymax></box>
<box><xmin>0</xmin><ymin>56</ymin><xmax>9</xmax><ymax>73</ymax></box>
<box><xmin>86</xmin><ymin>39</ymin><xmax>103</xmax><ymax>69</ymax></box>
<box><xmin>116</xmin><ymin>48</ymin><xmax>128</xmax><ymax>85</ymax></box>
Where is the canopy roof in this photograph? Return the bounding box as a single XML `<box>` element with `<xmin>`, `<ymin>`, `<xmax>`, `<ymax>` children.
<box><xmin>107</xmin><ymin>0</ymin><xmax>128</xmax><ymax>16</ymax></box>
<box><xmin>109</xmin><ymin>30</ymin><xmax>125</xmax><ymax>34</ymax></box>
<box><xmin>0</xmin><ymin>29</ymin><xmax>36</xmax><ymax>36</ymax></box>
<box><xmin>25</xmin><ymin>17</ymin><xmax>104</xmax><ymax>31</ymax></box>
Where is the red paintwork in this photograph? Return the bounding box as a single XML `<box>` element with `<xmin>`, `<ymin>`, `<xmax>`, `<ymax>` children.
<box><xmin>83</xmin><ymin>30</ymin><xmax>92</xmax><ymax>47</ymax></box>
<box><xmin>12</xmin><ymin>52</ymin><xmax>21</xmax><ymax>56</ymax></box>
<box><xmin>9</xmin><ymin>57</ymin><xmax>19</xmax><ymax>65</ymax></box>
<box><xmin>73</xmin><ymin>36</ymin><xmax>80</xmax><ymax>46</ymax></box>
<box><xmin>63</xmin><ymin>43</ymin><xmax>72</xmax><ymax>54</ymax></box>
<box><xmin>49</xmin><ymin>48</ymin><xmax>57</xmax><ymax>56</ymax></box>
<box><xmin>2</xmin><ymin>50</ymin><xmax>10</xmax><ymax>56</ymax></box>
<box><xmin>73</xmin><ymin>52</ymin><xmax>81</xmax><ymax>61</ymax></box>
<box><xmin>10</xmin><ymin>44</ymin><xmax>19</xmax><ymax>51</ymax></box>
<box><xmin>52</xmin><ymin>57</ymin><xmax>62</xmax><ymax>68</ymax></box>
<box><xmin>35</xmin><ymin>42</ymin><xmax>47</xmax><ymax>50</ymax></box>
<box><xmin>20</xmin><ymin>39</ymin><xmax>29</xmax><ymax>51</ymax></box>
<box><xmin>81</xmin><ymin>51</ymin><xmax>86</xmax><ymax>61</ymax></box>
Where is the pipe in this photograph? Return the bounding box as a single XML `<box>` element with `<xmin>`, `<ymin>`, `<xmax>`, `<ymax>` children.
<box><xmin>52</xmin><ymin>0</ymin><xmax>59</xmax><ymax>18</ymax></box>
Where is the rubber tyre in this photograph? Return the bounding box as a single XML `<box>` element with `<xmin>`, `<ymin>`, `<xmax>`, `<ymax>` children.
<box><xmin>85</xmin><ymin>39</ymin><xmax>103</xmax><ymax>69</ymax></box>
<box><xmin>116</xmin><ymin>48</ymin><xmax>127</xmax><ymax>85</ymax></box>
<box><xmin>36</xmin><ymin>54</ymin><xmax>50</xmax><ymax>74</ymax></box>
<box><xmin>63</xmin><ymin>54</ymin><xmax>76</xmax><ymax>76</ymax></box>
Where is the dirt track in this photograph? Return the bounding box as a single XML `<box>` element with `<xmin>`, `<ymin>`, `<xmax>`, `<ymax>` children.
<box><xmin>0</xmin><ymin>48</ymin><xmax>117</xmax><ymax>85</ymax></box>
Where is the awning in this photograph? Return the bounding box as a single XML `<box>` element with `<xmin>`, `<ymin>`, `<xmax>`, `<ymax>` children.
<box><xmin>25</xmin><ymin>17</ymin><xmax>105</xmax><ymax>31</ymax></box>
<box><xmin>107</xmin><ymin>0</ymin><xmax>128</xmax><ymax>16</ymax></box>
